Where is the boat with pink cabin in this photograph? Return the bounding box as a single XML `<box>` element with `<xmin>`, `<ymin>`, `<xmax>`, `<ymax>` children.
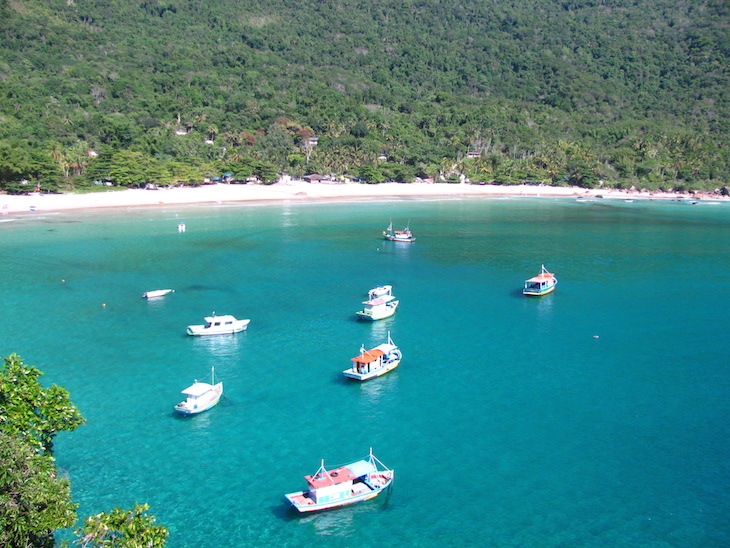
<box><xmin>356</xmin><ymin>285</ymin><xmax>399</xmax><ymax>320</ymax></box>
<box><xmin>523</xmin><ymin>264</ymin><xmax>558</xmax><ymax>296</ymax></box>
<box><xmin>284</xmin><ymin>449</ymin><xmax>394</xmax><ymax>513</ymax></box>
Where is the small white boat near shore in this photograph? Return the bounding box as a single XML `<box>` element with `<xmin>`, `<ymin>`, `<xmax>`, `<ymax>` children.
<box><xmin>284</xmin><ymin>449</ymin><xmax>394</xmax><ymax>513</ymax></box>
<box><xmin>344</xmin><ymin>333</ymin><xmax>402</xmax><ymax>381</ymax></box>
<box><xmin>186</xmin><ymin>313</ymin><xmax>250</xmax><ymax>336</ymax></box>
<box><xmin>174</xmin><ymin>367</ymin><xmax>223</xmax><ymax>415</ymax></box>
<box><xmin>142</xmin><ymin>289</ymin><xmax>174</xmax><ymax>299</ymax></box>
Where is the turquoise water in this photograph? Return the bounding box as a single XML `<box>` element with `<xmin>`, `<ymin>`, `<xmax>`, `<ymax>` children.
<box><xmin>1</xmin><ymin>197</ymin><xmax>728</xmax><ymax>547</ymax></box>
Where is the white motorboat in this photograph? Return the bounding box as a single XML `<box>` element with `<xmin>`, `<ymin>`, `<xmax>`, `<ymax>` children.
<box><xmin>344</xmin><ymin>332</ymin><xmax>401</xmax><ymax>381</ymax></box>
<box><xmin>186</xmin><ymin>313</ymin><xmax>250</xmax><ymax>336</ymax></box>
<box><xmin>142</xmin><ymin>289</ymin><xmax>174</xmax><ymax>299</ymax></box>
<box><xmin>174</xmin><ymin>367</ymin><xmax>223</xmax><ymax>415</ymax></box>
<box><xmin>356</xmin><ymin>292</ymin><xmax>399</xmax><ymax>321</ymax></box>
<box><xmin>284</xmin><ymin>449</ymin><xmax>394</xmax><ymax>513</ymax></box>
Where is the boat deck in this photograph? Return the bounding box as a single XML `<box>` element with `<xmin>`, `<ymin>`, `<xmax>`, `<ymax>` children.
<box><xmin>289</xmin><ymin>482</ymin><xmax>374</xmax><ymax>508</ymax></box>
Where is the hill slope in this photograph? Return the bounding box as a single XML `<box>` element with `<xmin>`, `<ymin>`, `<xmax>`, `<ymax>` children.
<box><xmin>0</xmin><ymin>0</ymin><xmax>727</xmax><ymax>191</ymax></box>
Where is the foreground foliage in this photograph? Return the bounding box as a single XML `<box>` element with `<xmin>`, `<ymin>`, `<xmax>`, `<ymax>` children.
<box><xmin>0</xmin><ymin>355</ymin><xmax>168</xmax><ymax>546</ymax></box>
<box><xmin>0</xmin><ymin>0</ymin><xmax>728</xmax><ymax>192</ymax></box>
<box><xmin>0</xmin><ymin>354</ymin><xmax>85</xmax><ymax>454</ymax></box>
<box><xmin>75</xmin><ymin>504</ymin><xmax>169</xmax><ymax>548</ymax></box>
<box><xmin>0</xmin><ymin>433</ymin><xmax>77</xmax><ymax>548</ymax></box>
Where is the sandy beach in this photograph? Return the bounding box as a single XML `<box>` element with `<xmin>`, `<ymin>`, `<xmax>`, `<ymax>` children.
<box><xmin>0</xmin><ymin>181</ymin><xmax>724</xmax><ymax>215</ymax></box>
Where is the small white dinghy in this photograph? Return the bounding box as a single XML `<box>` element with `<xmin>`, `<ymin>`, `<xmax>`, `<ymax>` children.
<box><xmin>142</xmin><ymin>289</ymin><xmax>174</xmax><ymax>299</ymax></box>
<box><xmin>174</xmin><ymin>367</ymin><xmax>223</xmax><ymax>415</ymax></box>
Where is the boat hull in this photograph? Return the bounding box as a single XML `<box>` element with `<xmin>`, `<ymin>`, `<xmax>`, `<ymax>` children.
<box><xmin>383</xmin><ymin>234</ymin><xmax>415</xmax><ymax>242</ymax></box>
<box><xmin>523</xmin><ymin>285</ymin><xmax>556</xmax><ymax>296</ymax></box>
<box><xmin>186</xmin><ymin>320</ymin><xmax>250</xmax><ymax>336</ymax></box>
<box><xmin>142</xmin><ymin>289</ymin><xmax>174</xmax><ymax>299</ymax></box>
<box><xmin>174</xmin><ymin>384</ymin><xmax>223</xmax><ymax>415</ymax></box>
<box><xmin>356</xmin><ymin>301</ymin><xmax>399</xmax><ymax>321</ymax></box>
<box><xmin>343</xmin><ymin>359</ymin><xmax>400</xmax><ymax>381</ymax></box>
<box><xmin>285</xmin><ymin>474</ymin><xmax>393</xmax><ymax>513</ymax></box>
<box><xmin>174</xmin><ymin>394</ymin><xmax>221</xmax><ymax>415</ymax></box>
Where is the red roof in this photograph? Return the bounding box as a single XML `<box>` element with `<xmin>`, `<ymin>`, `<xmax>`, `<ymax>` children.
<box><xmin>351</xmin><ymin>348</ymin><xmax>385</xmax><ymax>364</ymax></box>
<box><xmin>526</xmin><ymin>272</ymin><xmax>554</xmax><ymax>283</ymax></box>
<box><xmin>305</xmin><ymin>465</ymin><xmax>356</xmax><ymax>488</ymax></box>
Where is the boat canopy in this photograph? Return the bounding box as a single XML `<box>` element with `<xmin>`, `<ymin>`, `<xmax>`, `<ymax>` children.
<box><xmin>346</xmin><ymin>459</ymin><xmax>376</xmax><ymax>478</ymax></box>
<box><xmin>204</xmin><ymin>314</ymin><xmax>237</xmax><ymax>323</ymax></box>
<box><xmin>181</xmin><ymin>382</ymin><xmax>212</xmax><ymax>397</ymax></box>
<box><xmin>362</xmin><ymin>295</ymin><xmax>394</xmax><ymax>306</ymax></box>
<box><xmin>352</xmin><ymin>348</ymin><xmax>385</xmax><ymax>364</ymax></box>
<box><xmin>525</xmin><ymin>272</ymin><xmax>554</xmax><ymax>283</ymax></box>
<box><xmin>305</xmin><ymin>465</ymin><xmax>356</xmax><ymax>488</ymax></box>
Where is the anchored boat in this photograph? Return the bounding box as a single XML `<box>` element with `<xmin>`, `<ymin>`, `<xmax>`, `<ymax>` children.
<box><xmin>344</xmin><ymin>333</ymin><xmax>402</xmax><ymax>381</ymax></box>
<box><xmin>174</xmin><ymin>367</ymin><xmax>223</xmax><ymax>415</ymax></box>
<box><xmin>284</xmin><ymin>449</ymin><xmax>394</xmax><ymax>513</ymax></box>
<box><xmin>186</xmin><ymin>313</ymin><xmax>250</xmax><ymax>336</ymax></box>
<box><xmin>383</xmin><ymin>221</ymin><xmax>415</xmax><ymax>242</ymax></box>
<box><xmin>142</xmin><ymin>289</ymin><xmax>174</xmax><ymax>299</ymax></box>
<box><xmin>356</xmin><ymin>286</ymin><xmax>399</xmax><ymax>321</ymax></box>
<box><xmin>523</xmin><ymin>265</ymin><xmax>558</xmax><ymax>296</ymax></box>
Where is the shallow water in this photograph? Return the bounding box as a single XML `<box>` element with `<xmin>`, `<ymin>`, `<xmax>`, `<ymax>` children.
<box><xmin>0</xmin><ymin>197</ymin><xmax>728</xmax><ymax>547</ymax></box>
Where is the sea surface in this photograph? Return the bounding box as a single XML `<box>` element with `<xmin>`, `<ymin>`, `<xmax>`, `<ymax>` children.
<box><xmin>0</xmin><ymin>196</ymin><xmax>728</xmax><ymax>547</ymax></box>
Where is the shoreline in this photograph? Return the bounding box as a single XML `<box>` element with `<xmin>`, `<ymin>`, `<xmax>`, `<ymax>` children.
<box><xmin>0</xmin><ymin>182</ymin><xmax>726</xmax><ymax>215</ymax></box>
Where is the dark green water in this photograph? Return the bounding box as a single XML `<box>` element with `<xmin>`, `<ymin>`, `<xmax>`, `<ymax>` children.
<box><xmin>0</xmin><ymin>197</ymin><xmax>728</xmax><ymax>547</ymax></box>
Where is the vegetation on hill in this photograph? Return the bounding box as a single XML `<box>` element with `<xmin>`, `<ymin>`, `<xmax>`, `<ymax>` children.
<box><xmin>0</xmin><ymin>0</ymin><xmax>727</xmax><ymax>193</ymax></box>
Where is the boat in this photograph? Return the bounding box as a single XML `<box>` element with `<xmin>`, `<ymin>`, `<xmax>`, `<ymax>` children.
<box><xmin>356</xmin><ymin>288</ymin><xmax>399</xmax><ymax>321</ymax></box>
<box><xmin>523</xmin><ymin>265</ymin><xmax>558</xmax><ymax>296</ymax></box>
<box><xmin>383</xmin><ymin>221</ymin><xmax>415</xmax><ymax>242</ymax></box>
<box><xmin>186</xmin><ymin>313</ymin><xmax>250</xmax><ymax>336</ymax></box>
<box><xmin>142</xmin><ymin>289</ymin><xmax>174</xmax><ymax>299</ymax></box>
<box><xmin>367</xmin><ymin>285</ymin><xmax>392</xmax><ymax>300</ymax></box>
<box><xmin>344</xmin><ymin>332</ymin><xmax>401</xmax><ymax>381</ymax></box>
<box><xmin>174</xmin><ymin>367</ymin><xmax>223</xmax><ymax>415</ymax></box>
<box><xmin>284</xmin><ymin>449</ymin><xmax>394</xmax><ymax>513</ymax></box>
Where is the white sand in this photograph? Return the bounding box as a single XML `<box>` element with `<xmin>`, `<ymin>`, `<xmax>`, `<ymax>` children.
<box><xmin>0</xmin><ymin>181</ymin><xmax>723</xmax><ymax>215</ymax></box>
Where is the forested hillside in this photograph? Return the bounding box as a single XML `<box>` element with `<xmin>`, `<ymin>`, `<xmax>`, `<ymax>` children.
<box><xmin>0</xmin><ymin>0</ymin><xmax>727</xmax><ymax>193</ymax></box>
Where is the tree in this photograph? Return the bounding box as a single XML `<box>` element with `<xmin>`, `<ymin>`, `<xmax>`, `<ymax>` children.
<box><xmin>75</xmin><ymin>504</ymin><xmax>168</xmax><ymax>548</ymax></box>
<box><xmin>0</xmin><ymin>354</ymin><xmax>85</xmax><ymax>454</ymax></box>
<box><xmin>358</xmin><ymin>164</ymin><xmax>385</xmax><ymax>184</ymax></box>
<box><xmin>0</xmin><ymin>432</ymin><xmax>77</xmax><ymax>548</ymax></box>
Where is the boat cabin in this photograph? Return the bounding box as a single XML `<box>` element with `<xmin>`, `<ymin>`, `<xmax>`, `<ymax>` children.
<box><xmin>181</xmin><ymin>382</ymin><xmax>212</xmax><ymax>400</ymax></box>
<box><xmin>524</xmin><ymin>279</ymin><xmax>551</xmax><ymax>292</ymax></box>
<box><xmin>204</xmin><ymin>315</ymin><xmax>237</xmax><ymax>328</ymax></box>
<box><xmin>304</xmin><ymin>460</ymin><xmax>375</xmax><ymax>504</ymax></box>
<box><xmin>523</xmin><ymin>266</ymin><xmax>557</xmax><ymax>296</ymax></box>
<box><xmin>352</xmin><ymin>348</ymin><xmax>387</xmax><ymax>375</ymax></box>
<box><xmin>362</xmin><ymin>294</ymin><xmax>394</xmax><ymax>308</ymax></box>
<box><xmin>368</xmin><ymin>285</ymin><xmax>392</xmax><ymax>299</ymax></box>
<box><xmin>175</xmin><ymin>382</ymin><xmax>216</xmax><ymax>413</ymax></box>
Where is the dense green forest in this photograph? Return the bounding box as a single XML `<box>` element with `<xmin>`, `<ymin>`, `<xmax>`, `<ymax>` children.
<box><xmin>0</xmin><ymin>0</ymin><xmax>727</xmax><ymax>193</ymax></box>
